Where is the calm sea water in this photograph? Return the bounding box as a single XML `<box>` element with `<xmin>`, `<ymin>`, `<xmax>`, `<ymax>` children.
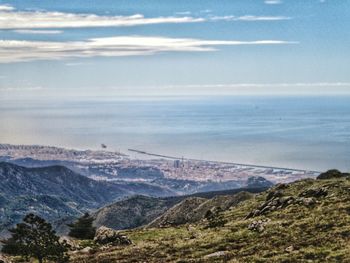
<box><xmin>1</xmin><ymin>96</ymin><xmax>350</xmax><ymax>171</ymax></box>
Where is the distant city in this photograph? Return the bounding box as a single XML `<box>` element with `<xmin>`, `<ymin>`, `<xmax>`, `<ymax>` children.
<box><xmin>0</xmin><ymin>144</ymin><xmax>319</xmax><ymax>185</ymax></box>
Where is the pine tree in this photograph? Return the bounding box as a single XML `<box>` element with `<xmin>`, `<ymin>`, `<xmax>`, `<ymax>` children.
<box><xmin>68</xmin><ymin>212</ymin><xmax>96</xmax><ymax>240</ymax></box>
<box><xmin>1</xmin><ymin>213</ymin><xmax>69</xmax><ymax>263</ymax></box>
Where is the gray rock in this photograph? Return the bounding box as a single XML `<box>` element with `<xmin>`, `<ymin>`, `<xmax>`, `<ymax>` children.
<box><xmin>80</xmin><ymin>246</ymin><xmax>93</xmax><ymax>254</ymax></box>
<box><xmin>59</xmin><ymin>236</ymin><xmax>80</xmax><ymax>251</ymax></box>
<box><xmin>266</xmin><ymin>190</ymin><xmax>284</xmax><ymax>201</ymax></box>
<box><xmin>279</xmin><ymin>196</ymin><xmax>295</xmax><ymax>206</ymax></box>
<box><xmin>246</xmin><ymin>196</ymin><xmax>295</xmax><ymax>218</ymax></box>
<box><xmin>204</xmin><ymin>251</ymin><xmax>228</xmax><ymax>259</ymax></box>
<box><xmin>0</xmin><ymin>255</ymin><xmax>11</xmax><ymax>263</ymax></box>
<box><xmin>299</xmin><ymin>187</ymin><xmax>328</xmax><ymax>198</ymax></box>
<box><xmin>297</xmin><ymin>197</ymin><xmax>316</xmax><ymax>206</ymax></box>
<box><xmin>260</xmin><ymin>205</ymin><xmax>271</xmax><ymax>214</ymax></box>
<box><xmin>248</xmin><ymin>219</ymin><xmax>270</xmax><ymax>232</ymax></box>
<box><xmin>285</xmin><ymin>245</ymin><xmax>294</xmax><ymax>253</ymax></box>
<box><xmin>94</xmin><ymin>226</ymin><xmax>132</xmax><ymax>245</ymax></box>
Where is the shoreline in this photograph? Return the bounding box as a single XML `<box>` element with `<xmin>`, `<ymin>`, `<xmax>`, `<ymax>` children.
<box><xmin>128</xmin><ymin>148</ymin><xmax>321</xmax><ymax>174</ymax></box>
<box><xmin>0</xmin><ymin>142</ymin><xmax>320</xmax><ymax>174</ymax></box>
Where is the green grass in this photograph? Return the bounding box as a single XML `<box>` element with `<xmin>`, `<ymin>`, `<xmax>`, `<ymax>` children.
<box><xmin>71</xmin><ymin>178</ymin><xmax>350</xmax><ymax>262</ymax></box>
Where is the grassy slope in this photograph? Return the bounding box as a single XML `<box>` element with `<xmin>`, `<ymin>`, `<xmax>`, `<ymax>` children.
<box><xmin>92</xmin><ymin>188</ymin><xmax>267</xmax><ymax>231</ymax></box>
<box><xmin>73</xmin><ymin>177</ymin><xmax>350</xmax><ymax>262</ymax></box>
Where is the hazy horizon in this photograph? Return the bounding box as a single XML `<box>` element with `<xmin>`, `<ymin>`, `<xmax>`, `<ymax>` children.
<box><xmin>1</xmin><ymin>1</ymin><xmax>350</xmax><ymax>172</ymax></box>
<box><xmin>1</xmin><ymin>95</ymin><xmax>350</xmax><ymax>172</ymax></box>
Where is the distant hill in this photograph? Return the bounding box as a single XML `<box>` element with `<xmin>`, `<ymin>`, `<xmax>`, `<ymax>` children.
<box><xmin>0</xmin><ymin>162</ymin><xmax>174</xmax><ymax>234</ymax></box>
<box><xmin>0</xmin><ymin>162</ymin><xmax>173</xmax><ymax>206</ymax></box>
<box><xmin>245</xmin><ymin>175</ymin><xmax>274</xmax><ymax>188</ymax></box>
<box><xmin>0</xmin><ymin>162</ymin><xmax>124</xmax><ymax>206</ymax></box>
<box><xmin>151</xmin><ymin>175</ymin><xmax>273</xmax><ymax>195</ymax></box>
<box><xmin>93</xmin><ymin>195</ymin><xmax>180</xmax><ymax>230</ymax></box>
<box><xmin>148</xmin><ymin>191</ymin><xmax>253</xmax><ymax>228</ymax></box>
<box><xmin>0</xmin><ymin>161</ymin><xmax>273</xmax><ymax>237</ymax></box>
<box><xmin>93</xmin><ymin>187</ymin><xmax>267</xmax><ymax>230</ymax></box>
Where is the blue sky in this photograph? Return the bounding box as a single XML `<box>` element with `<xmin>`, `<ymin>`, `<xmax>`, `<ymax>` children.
<box><xmin>0</xmin><ymin>0</ymin><xmax>349</xmax><ymax>98</ymax></box>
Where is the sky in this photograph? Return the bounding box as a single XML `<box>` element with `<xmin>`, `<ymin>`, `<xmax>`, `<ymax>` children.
<box><xmin>0</xmin><ymin>0</ymin><xmax>350</xmax><ymax>98</ymax></box>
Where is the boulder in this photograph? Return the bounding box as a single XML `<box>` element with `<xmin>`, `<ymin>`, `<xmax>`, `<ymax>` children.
<box><xmin>94</xmin><ymin>226</ymin><xmax>132</xmax><ymax>245</ymax></box>
<box><xmin>204</xmin><ymin>251</ymin><xmax>228</xmax><ymax>259</ymax></box>
<box><xmin>59</xmin><ymin>236</ymin><xmax>80</xmax><ymax>251</ymax></box>
<box><xmin>285</xmin><ymin>245</ymin><xmax>294</xmax><ymax>253</ymax></box>
<box><xmin>248</xmin><ymin>219</ymin><xmax>270</xmax><ymax>232</ymax></box>
<box><xmin>279</xmin><ymin>196</ymin><xmax>295</xmax><ymax>207</ymax></box>
<box><xmin>80</xmin><ymin>246</ymin><xmax>93</xmax><ymax>254</ymax></box>
<box><xmin>297</xmin><ymin>197</ymin><xmax>316</xmax><ymax>206</ymax></box>
<box><xmin>0</xmin><ymin>255</ymin><xmax>11</xmax><ymax>263</ymax></box>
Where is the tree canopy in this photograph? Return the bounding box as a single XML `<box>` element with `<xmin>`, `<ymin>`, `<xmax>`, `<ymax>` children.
<box><xmin>1</xmin><ymin>213</ymin><xmax>69</xmax><ymax>263</ymax></box>
<box><xmin>68</xmin><ymin>212</ymin><xmax>96</xmax><ymax>240</ymax></box>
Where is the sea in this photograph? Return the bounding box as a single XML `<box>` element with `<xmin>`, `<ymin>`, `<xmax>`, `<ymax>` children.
<box><xmin>1</xmin><ymin>95</ymin><xmax>350</xmax><ymax>172</ymax></box>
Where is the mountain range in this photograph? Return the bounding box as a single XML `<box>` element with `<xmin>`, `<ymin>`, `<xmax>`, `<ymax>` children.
<box><xmin>0</xmin><ymin>162</ymin><xmax>173</xmax><ymax>234</ymax></box>
<box><xmin>0</xmin><ymin>162</ymin><xmax>272</xmax><ymax>236</ymax></box>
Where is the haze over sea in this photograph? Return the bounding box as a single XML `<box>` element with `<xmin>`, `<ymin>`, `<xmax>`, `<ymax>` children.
<box><xmin>1</xmin><ymin>95</ymin><xmax>350</xmax><ymax>172</ymax></box>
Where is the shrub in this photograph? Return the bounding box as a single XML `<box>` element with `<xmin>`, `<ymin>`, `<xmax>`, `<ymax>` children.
<box><xmin>205</xmin><ymin>207</ymin><xmax>227</xmax><ymax>228</ymax></box>
<box><xmin>68</xmin><ymin>212</ymin><xmax>96</xmax><ymax>240</ymax></box>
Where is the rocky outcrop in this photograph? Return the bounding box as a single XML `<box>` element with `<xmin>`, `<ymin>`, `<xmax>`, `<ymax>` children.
<box><xmin>246</xmin><ymin>186</ymin><xmax>326</xmax><ymax>219</ymax></box>
<box><xmin>94</xmin><ymin>226</ymin><xmax>131</xmax><ymax>246</ymax></box>
<box><xmin>246</xmin><ymin>194</ymin><xmax>295</xmax><ymax>219</ymax></box>
<box><xmin>59</xmin><ymin>236</ymin><xmax>81</xmax><ymax>251</ymax></box>
<box><xmin>317</xmin><ymin>169</ymin><xmax>350</xmax><ymax>180</ymax></box>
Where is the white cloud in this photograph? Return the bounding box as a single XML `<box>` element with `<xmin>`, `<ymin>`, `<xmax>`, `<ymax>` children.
<box><xmin>0</xmin><ymin>5</ymin><xmax>291</xmax><ymax>30</ymax></box>
<box><xmin>0</xmin><ymin>8</ymin><xmax>203</xmax><ymax>29</ymax></box>
<box><xmin>0</xmin><ymin>4</ymin><xmax>14</xmax><ymax>11</ymax></box>
<box><xmin>175</xmin><ymin>11</ymin><xmax>192</xmax><ymax>15</ymax></box>
<box><xmin>0</xmin><ymin>36</ymin><xmax>298</xmax><ymax>63</ymax></box>
<box><xmin>237</xmin><ymin>15</ymin><xmax>290</xmax><ymax>21</ymax></box>
<box><xmin>13</xmin><ymin>29</ymin><xmax>63</xmax><ymax>34</ymax></box>
<box><xmin>264</xmin><ymin>0</ymin><xmax>282</xmax><ymax>4</ymax></box>
<box><xmin>209</xmin><ymin>15</ymin><xmax>291</xmax><ymax>21</ymax></box>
